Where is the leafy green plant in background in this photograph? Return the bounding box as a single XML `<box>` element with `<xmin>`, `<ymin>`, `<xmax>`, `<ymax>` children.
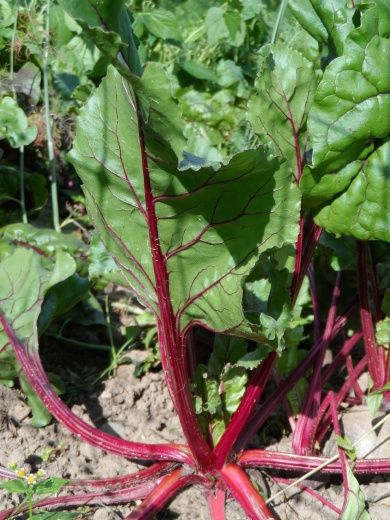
<box><xmin>0</xmin><ymin>0</ymin><xmax>389</xmax><ymax>519</ymax></box>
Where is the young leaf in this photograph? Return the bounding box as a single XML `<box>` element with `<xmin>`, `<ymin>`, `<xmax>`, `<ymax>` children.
<box><xmin>341</xmin><ymin>466</ymin><xmax>371</xmax><ymax>520</ymax></box>
<box><xmin>248</xmin><ymin>44</ymin><xmax>316</xmax><ymax>178</ymax></box>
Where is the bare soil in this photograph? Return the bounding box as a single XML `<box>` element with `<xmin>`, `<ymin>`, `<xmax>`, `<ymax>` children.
<box><xmin>1</xmin><ymin>349</ymin><xmax>389</xmax><ymax>519</ymax></box>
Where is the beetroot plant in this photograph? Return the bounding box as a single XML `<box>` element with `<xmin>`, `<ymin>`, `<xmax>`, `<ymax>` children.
<box><xmin>0</xmin><ymin>0</ymin><xmax>390</xmax><ymax>518</ymax></box>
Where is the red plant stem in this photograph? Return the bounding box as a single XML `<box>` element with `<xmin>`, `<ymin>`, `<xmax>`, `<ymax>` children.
<box><xmin>0</xmin><ymin>312</ymin><xmax>192</xmax><ymax>465</ymax></box>
<box><xmin>292</xmin><ymin>273</ymin><xmax>342</xmax><ymax>455</ymax></box>
<box><xmin>126</xmin><ymin>468</ymin><xmax>209</xmax><ymax>519</ymax></box>
<box><xmin>321</xmin><ymin>332</ymin><xmax>363</xmax><ymax>386</ymax></box>
<box><xmin>291</xmin><ymin>221</ymin><xmax>322</xmax><ymax>304</ymax></box>
<box><xmin>308</xmin><ymin>265</ymin><xmax>321</xmax><ymax>343</ymax></box>
<box><xmin>220</xmin><ymin>463</ymin><xmax>275</xmax><ymax>519</ymax></box>
<box><xmin>139</xmin><ymin>124</ymin><xmax>215</xmax><ymax>470</ymax></box>
<box><xmin>346</xmin><ymin>356</ymin><xmax>364</xmax><ymax>401</ymax></box>
<box><xmin>291</xmin><ymin>216</ymin><xmax>304</xmax><ymax>301</ymax></box>
<box><xmin>235</xmin><ymin>305</ymin><xmax>355</xmax><ymax>451</ymax></box>
<box><xmin>214</xmin><ymin>352</ymin><xmax>277</xmax><ymax>468</ymax></box>
<box><xmin>0</xmin><ymin>477</ymin><xmax>164</xmax><ymax>520</ymax></box>
<box><xmin>65</xmin><ymin>462</ymin><xmax>178</xmax><ymax>490</ymax></box>
<box><xmin>314</xmin><ymin>356</ymin><xmax>367</xmax><ymax>447</ymax></box>
<box><xmin>238</xmin><ymin>450</ymin><xmax>390</xmax><ymax>474</ymax></box>
<box><xmin>207</xmin><ymin>488</ymin><xmax>226</xmax><ymax>520</ymax></box>
<box><xmin>272</xmin><ymin>477</ymin><xmax>341</xmax><ymax>515</ymax></box>
<box><xmin>357</xmin><ymin>242</ymin><xmax>385</xmax><ymax>389</ymax></box>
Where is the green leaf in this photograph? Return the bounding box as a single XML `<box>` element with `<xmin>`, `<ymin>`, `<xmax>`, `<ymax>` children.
<box><xmin>35</xmin><ymin>477</ymin><xmax>68</xmax><ymax>495</ymax></box>
<box><xmin>0</xmin><ymin>248</ymin><xmax>75</xmax><ymax>353</ymax></box>
<box><xmin>366</xmin><ymin>391</ymin><xmax>383</xmax><ymax>416</ymax></box>
<box><xmin>222</xmin><ymin>367</ymin><xmax>247</xmax><ymax>413</ymax></box>
<box><xmin>248</xmin><ymin>43</ymin><xmax>316</xmax><ymax>176</ymax></box>
<box><xmin>69</xmin><ymin>65</ymin><xmax>300</xmax><ymax>343</ymax></box>
<box><xmin>308</xmin><ymin>37</ymin><xmax>390</xmax><ymax>173</ymax></box>
<box><xmin>376</xmin><ymin>316</ymin><xmax>390</xmax><ymax>346</ymax></box>
<box><xmin>38</xmin><ymin>274</ymin><xmax>90</xmax><ymax>334</ymax></box>
<box><xmin>59</xmin><ymin>0</ymin><xmax>141</xmax><ymax>76</ymax></box>
<box><xmin>205</xmin><ymin>7</ymin><xmax>246</xmax><ymax>47</ymax></box>
<box><xmin>204</xmin><ymin>378</ymin><xmax>221</xmax><ymax>415</ymax></box>
<box><xmin>0</xmin><ymin>97</ymin><xmax>37</xmax><ymax>148</ymax></box>
<box><xmin>335</xmin><ymin>434</ymin><xmax>357</xmax><ymax>461</ymax></box>
<box><xmin>0</xmin><ymin>0</ymin><xmax>15</xmax><ymax>28</ymax></box>
<box><xmin>181</xmin><ymin>61</ymin><xmax>218</xmax><ymax>83</ymax></box>
<box><xmin>313</xmin><ymin>142</ymin><xmax>390</xmax><ymax>242</ymax></box>
<box><xmin>341</xmin><ymin>466</ymin><xmax>371</xmax><ymax>519</ymax></box>
<box><xmin>0</xmin><ymin>478</ymin><xmax>28</xmax><ymax>494</ymax></box>
<box><xmin>289</xmin><ymin>0</ymin><xmax>355</xmax><ymax>55</ymax></box>
<box><xmin>137</xmin><ymin>10</ymin><xmax>181</xmax><ymax>41</ymax></box>
<box><xmin>236</xmin><ymin>346</ymin><xmax>270</xmax><ymax>370</ymax></box>
<box><xmin>19</xmin><ymin>374</ymin><xmax>52</xmax><ymax>427</ymax></box>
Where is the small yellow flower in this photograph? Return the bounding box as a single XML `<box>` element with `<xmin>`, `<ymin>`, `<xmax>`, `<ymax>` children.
<box><xmin>8</xmin><ymin>461</ymin><xmax>18</xmax><ymax>471</ymax></box>
<box><xmin>16</xmin><ymin>468</ymin><xmax>26</xmax><ymax>478</ymax></box>
<box><xmin>37</xmin><ymin>468</ymin><xmax>45</xmax><ymax>478</ymax></box>
<box><xmin>26</xmin><ymin>474</ymin><xmax>37</xmax><ymax>486</ymax></box>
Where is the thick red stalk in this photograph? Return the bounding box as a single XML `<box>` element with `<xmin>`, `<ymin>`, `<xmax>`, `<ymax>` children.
<box><xmin>235</xmin><ymin>306</ymin><xmax>355</xmax><ymax>451</ymax></box>
<box><xmin>207</xmin><ymin>488</ymin><xmax>226</xmax><ymax>520</ymax></box>
<box><xmin>238</xmin><ymin>449</ymin><xmax>390</xmax><ymax>474</ymax></box>
<box><xmin>357</xmin><ymin>242</ymin><xmax>385</xmax><ymax>389</ymax></box>
<box><xmin>292</xmin><ymin>273</ymin><xmax>341</xmax><ymax>455</ymax></box>
<box><xmin>138</xmin><ymin>124</ymin><xmax>215</xmax><ymax>470</ymax></box>
<box><xmin>0</xmin><ymin>312</ymin><xmax>192</xmax><ymax>465</ymax></box>
<box><xmin>214</xmin><ymin>352</ymin><xmax>276</xmax><ymax>468</ymax></box>
<box><xmin>126</xmin><ymin>468</ymin><xmax>209</xmax><ymax>519</ymax></box>
<box><xmin>321</xmin><ymin>332</ymin><xmax>363</xmax><ymax>386</ymax></box>
<box><xmin>220</xmin><ymin>463</ymin><xmax>275</xmax><ymax>520</ymax></box>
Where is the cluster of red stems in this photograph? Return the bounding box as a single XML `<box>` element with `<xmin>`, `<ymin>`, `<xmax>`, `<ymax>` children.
<box><xmin>1</xmin><ymin>125</ymin><xmax>390</xmax><ymax>520</ymax></box>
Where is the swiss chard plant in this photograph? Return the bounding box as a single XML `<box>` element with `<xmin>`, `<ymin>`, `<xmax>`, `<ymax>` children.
<box><xmin>0</xmin><ymin>0</ymin><xmax>390</xmax><ymax>518</ymax></box>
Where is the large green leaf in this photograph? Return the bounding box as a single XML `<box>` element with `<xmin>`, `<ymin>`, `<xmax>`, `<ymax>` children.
<box><xmin>302</xmin><ymin>5</ymin><xmax>390</xmax><ymax>241</ymax></box>
<box><xmin>313</xmin><ymin>141</ymin><xmax>390</xmax><ymax>241</ymax></box>
<box><xmin>307</xmin><ymin>14</ymin><xmax>390</xmax><ymax>172</ymax></box>
<box><xmin>248</xmin><ymin>44</ymin><xmax>316</xmax><ymax>177</ymax></box>
<box><xmin>69</xmin><ymin>65</ymin><xmax>300</xmax><ymax>342</ymax></box>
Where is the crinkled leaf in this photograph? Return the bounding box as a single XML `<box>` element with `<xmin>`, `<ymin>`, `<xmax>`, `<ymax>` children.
<box><xmin>341</xmin><ymin>466</ymin><xmax>371</xmax><ymax>519</ymax></box>
<box><xmin>307</xmin><ymin>19</ymin><xmax>390</xmax><ymax>173</ymax></box>
<box><xmin>376</xmin><ymin>316</ymin><xmax>390</xmax><ymax>346</ymax></box>
<box><xmin>0</xmin><ymin>97</ymin><xmax>37</xmax><ymax>148</ymax></box>
<box><xmin>88</xmin><ymin>232</ymin><xmax>122</xmax><ymax>282</ymax></box>
<box><xmin>222</xmin><ymin>366</ymin><xmax>247</xmax><ymax>414</ymax></box>
<box><xmin>313</xmin><ymin>142</ymin><xmax>390</xmax><ymax>241</ymax></box>
<box><xmin>235</xmin><ymin>346</ymin><xmax>270</xmax><ymax>369</ymax></box>
<box><xmin>204</xmin><ymin>378</ymin><xmax>222</xmax><ymax>415</ymax></box>
<box><xmin>289</xmin><ymin>0</ymin><xmax>355</xmax><ymax>55</ymax></box>
<box><xmin>248</xmin><ymin>44</ymin><xmax>316</xmax><ymax>176</ymax></box>
<box><xmin>69</xmin><ymin>65</ymin><xmax>300</xmax><ymax>343</ymax></box>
